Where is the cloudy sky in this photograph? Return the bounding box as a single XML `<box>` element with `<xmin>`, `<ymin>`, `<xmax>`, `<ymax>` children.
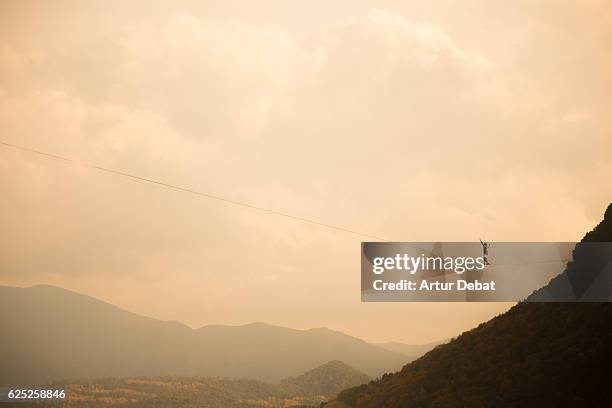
<box><xmin>0</xmin><ymin>0</ymin><xmax>610</xmax><ymax>343</ymax></box>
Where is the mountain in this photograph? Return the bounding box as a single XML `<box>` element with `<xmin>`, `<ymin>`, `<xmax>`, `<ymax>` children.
<box><xmin>527</xmin><ymin>204</ymin><xmax>612</xmax><ymax>301</ymax></box>
<box><xmin>326</xmin><ymin>203</ymin><xmax>612</xmax><ymax>408</ymax></box>
<box><xmin>0</xmin><ymin>285</ymin><xmax>407</xmax><ymax>386</ymax></box>
<box><xmin>280</xmin><ymin>360</ymin><xmax>371</xmax><ymax>397</ymax></box>
<box><xmin>373</xmin><ymin>340</ymin><xmax>446</xmax><ymax>361</ymax></box>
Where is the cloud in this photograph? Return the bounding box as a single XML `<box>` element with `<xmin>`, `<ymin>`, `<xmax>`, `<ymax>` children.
<box><xmin>0</xmin><ymin>2</ymin><xmax>611</xmax><ymax>342</ymax></box>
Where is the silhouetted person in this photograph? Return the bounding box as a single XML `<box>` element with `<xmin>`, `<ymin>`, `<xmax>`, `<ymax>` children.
<box><xmin>480</xmin><ymin>239</ymin><xmax>490</xmax><ymax>265</ymax></box>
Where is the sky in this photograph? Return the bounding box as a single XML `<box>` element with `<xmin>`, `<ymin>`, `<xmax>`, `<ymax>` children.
<box><xmin>0</xmin><ymin>0</ymin><xmax>611</xmax><ymax>343</ymax></box>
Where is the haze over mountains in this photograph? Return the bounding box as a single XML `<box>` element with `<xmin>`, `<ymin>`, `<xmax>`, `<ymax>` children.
<box><xmin>373</xmin><ymin>340</ymin><xmax>447</xmax><ymax>361</ymax></box>
<box><xmin>0</xmin><ymin>285</ymin><xmax>424</xmax><ymax>386</ymax></box>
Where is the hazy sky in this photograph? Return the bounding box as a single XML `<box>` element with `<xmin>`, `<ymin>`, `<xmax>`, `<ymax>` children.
<box><xmin>1</xmin><ymin>0</ymin><xmax>611</xmax><ymax>343</ymax></box>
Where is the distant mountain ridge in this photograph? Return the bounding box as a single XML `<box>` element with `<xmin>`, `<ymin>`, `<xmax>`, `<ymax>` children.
<box><xmin>0</xmin><ymin>285</ymin><xmax>408</xmax><ymax>386</ymax></box>
<box><xmin>326</xmin><ymin>203</ymin><xmax>612</xmax><ymax>408</ymax></box>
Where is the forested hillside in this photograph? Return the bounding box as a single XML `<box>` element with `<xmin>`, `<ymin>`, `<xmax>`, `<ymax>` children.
<box><xmin>280</xmin><ymin>360</ymin><xmax>371</xmax><ymax>397</ymax></box>
<box><xmin>327</xmin><ymin>203</ymin><xmax>612</xmax><ymax>408</ymax></box>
